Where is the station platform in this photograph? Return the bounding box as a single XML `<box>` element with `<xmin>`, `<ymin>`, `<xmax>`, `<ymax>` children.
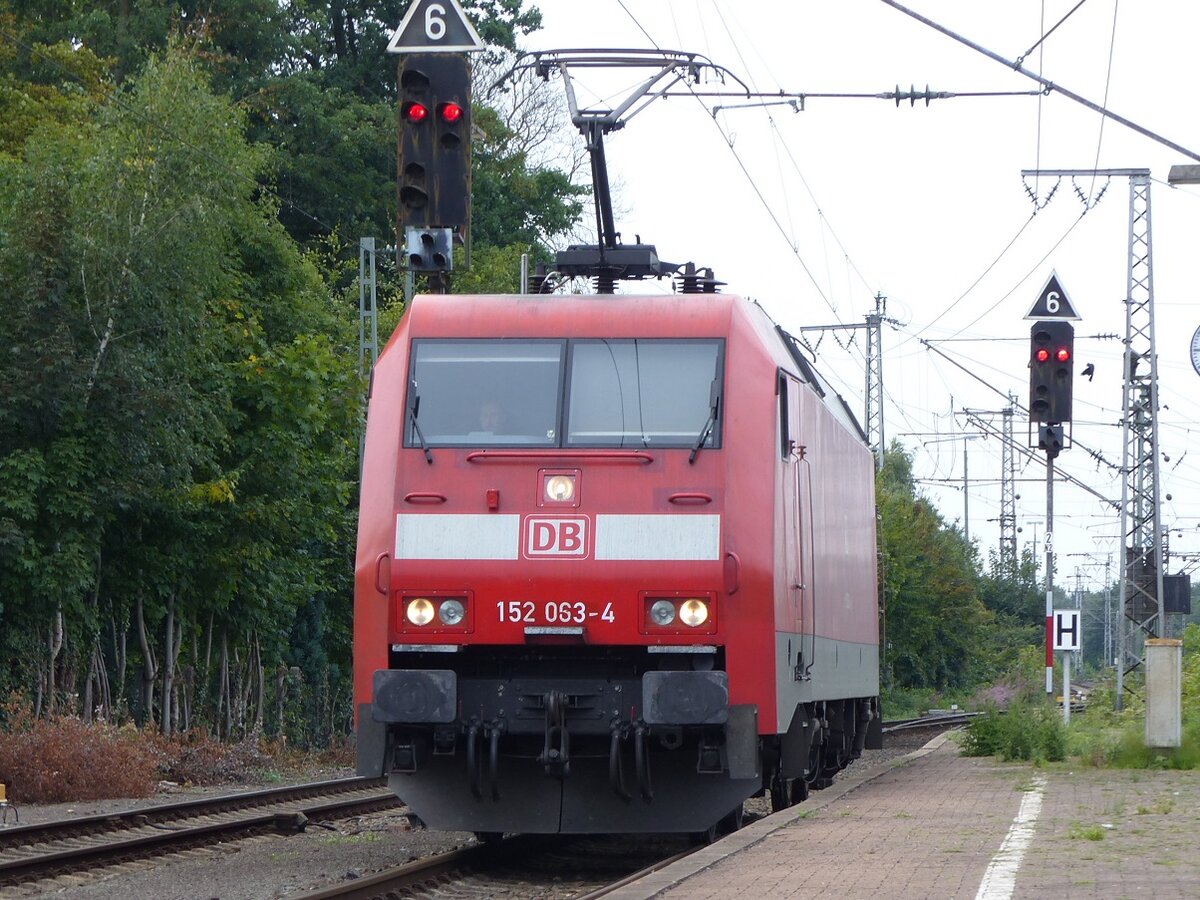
<box><xmin>609</xmin><ymin>733</ymin><xmax>1200</xmax><ymax>899</ymax></box>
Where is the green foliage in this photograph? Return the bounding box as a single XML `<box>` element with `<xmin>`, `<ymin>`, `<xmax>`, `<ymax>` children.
<box><xmin>961</xmin><ymin>703</ymin><xmax>1066</xmax><ymax>762</ymax></box>
<box><xmin>878</xmin><ymin>445</ymin><xmax>994</xmax><ymax>689</ymax></box>
<box><xmin>0</xmin><ymin>9</ymin><xmax>112</xmax><ymax>157</ymax></box>
<box><xmin>471</xmin><ymin>104</ymin><xmax>585</xmax><ymax>256</ymax></box>
<box><xmin>0</xmin><ymin>47</ymin><xmax>359</xmax><ymax>739</ymax></box>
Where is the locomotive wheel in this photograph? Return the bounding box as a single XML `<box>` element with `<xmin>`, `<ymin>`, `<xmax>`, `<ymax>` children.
<box><xmin>769</xmin><ymin>773</ymin><xmax>789</xmax><ymax>812</ymax></box>
<box><xmin>790</xmin><ymin>778</ymin><xmax>809</xmax><ymax>804</ymax></box>
<box><xmin>473</xmin><ymin>831</ymin><xmax>503</xmax><ymax>844</ymax></box>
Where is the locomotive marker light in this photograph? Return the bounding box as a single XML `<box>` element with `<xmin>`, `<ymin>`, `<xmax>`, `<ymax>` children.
<box><xmin>679</xmin><ymin>598</ymin><xmax>710</xmax><ymax>627</ymax></box>
<box><xmin>407</xmin><ymin>597</ymin><xmax>436</xmax><ymax>626</ymax></box>
<box><xmin>437</xmin><ymin>599</ymin><xmax>466</xmax><ymax>625</ymax></box>
<box><xmin>650</xmin><ymin>599</ymin><xmax>677</xmax><ymax>626</ymax></box>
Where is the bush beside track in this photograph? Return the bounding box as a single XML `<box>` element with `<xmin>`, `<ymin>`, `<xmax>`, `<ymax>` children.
<box><xmin>0</xmin><ymin>696</ymin><xmax>352</xmax><ymax>803</ymax></box>
<box><xmin>962</xmin><ymin>623</ymin><xmax>1200</xmax><ymax>770</ymax></box>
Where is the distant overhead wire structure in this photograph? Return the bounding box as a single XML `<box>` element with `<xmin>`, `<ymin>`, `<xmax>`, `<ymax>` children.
<box><xmin>877</xmin><ymin>0</ymin><xmax>1200</xmax><ymax>162</ymax></box>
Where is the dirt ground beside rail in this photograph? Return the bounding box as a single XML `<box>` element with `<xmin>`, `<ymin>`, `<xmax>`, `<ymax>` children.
<box><xmin>5</xmin><ymin>743</ymin><xmax>921</xmax><ymax>899</ymax></box>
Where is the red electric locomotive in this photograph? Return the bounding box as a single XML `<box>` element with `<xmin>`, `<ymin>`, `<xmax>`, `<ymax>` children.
<box><xmin>354</xmin><ymin>288</ymin><xmax>882</xmax><ymax>836</ymax></box>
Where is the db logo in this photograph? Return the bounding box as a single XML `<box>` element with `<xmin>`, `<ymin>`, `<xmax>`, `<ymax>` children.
<box><xmin>524</xmin><ymin>516</ymin><xmax>589</xmax><ymax>558</ymax></box>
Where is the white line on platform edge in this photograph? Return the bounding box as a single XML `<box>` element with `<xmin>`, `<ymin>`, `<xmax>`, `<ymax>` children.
<box><xmin>974</xmin><ymin>774</ymin><xmax>1047</xmax><ymax>900</ymax></box>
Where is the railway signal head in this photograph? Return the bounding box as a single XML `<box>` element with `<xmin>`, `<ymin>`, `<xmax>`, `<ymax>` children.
<box><xmin>1029</xmin><ymin>320</ymin><xmax>1074</xmax><ymax>424</ymax></box>
<box><xmin>396</xmin><ymin>54</ymin><xmax>472</xmax><ymax>239</ymax></box>
<box><xmin>406</xmin><ymin>227</ymin><xmax>454</xmax><ymax>272</ymax></box>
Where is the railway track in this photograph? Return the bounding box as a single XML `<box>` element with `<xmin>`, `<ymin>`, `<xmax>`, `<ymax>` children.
<box><xmin>0</xmin><ymin>776</ymin><xmax>401</xmax><ymax>889</ymax></box>
<box><xmin>292</xmin><ymin>833</ymin><xmax>698</xmax><ymax>900</ymax></box>
<box><xmin>882</xmin><ymin>711</ymin><xmax>981</xmax><ymax>733</ymax></box>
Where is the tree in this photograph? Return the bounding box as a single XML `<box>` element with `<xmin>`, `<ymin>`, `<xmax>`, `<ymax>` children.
<box><xmin>877</xmin><ymin>445</ymin><xmax>992</xmax><ymax>690</ymax></box>
<box><xmin>0</xmin><ymin>47</ymin><xmax>360</xmax><ymax>735</ymax></box>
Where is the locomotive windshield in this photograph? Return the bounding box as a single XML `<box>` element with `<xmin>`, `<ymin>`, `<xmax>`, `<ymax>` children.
<box><xmin>406</xmin><ymin>338</ymin><xmax>723</xmax><ymax>450</ymax></box>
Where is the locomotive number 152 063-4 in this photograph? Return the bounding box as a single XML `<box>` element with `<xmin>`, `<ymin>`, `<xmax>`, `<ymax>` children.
<box><xmin>497</xmin><ymin>600</ymin><xmax>616</xmax><ymax>625</ymax></box>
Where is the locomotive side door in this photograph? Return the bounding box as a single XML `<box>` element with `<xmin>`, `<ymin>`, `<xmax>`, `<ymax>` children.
<box><xmin>779</xmin><ymin>372</ymin><xmax>806</xmax><ymax>636</ymax></box>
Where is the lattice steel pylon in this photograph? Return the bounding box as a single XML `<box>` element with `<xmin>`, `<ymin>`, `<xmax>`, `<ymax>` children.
<box><xmin>1115</xmin><ymin>170</ymin><xmax>1165</xmax><ymax>706</ymax></box>
<box><xmin>998</xmin><ymin>392</ymin><xmax>1018</xmax><ymax>572</ymax></box>
<box><xmin>865</xmin><ymin>292</ymin><xmax>886</xmax><ymax>470</ymax></box>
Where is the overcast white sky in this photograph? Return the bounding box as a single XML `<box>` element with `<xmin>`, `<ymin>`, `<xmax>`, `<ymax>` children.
<box><xmin>511</xmin><ymin>0</ymin><xmax>1200</xmax><ymax>593</ymax></box>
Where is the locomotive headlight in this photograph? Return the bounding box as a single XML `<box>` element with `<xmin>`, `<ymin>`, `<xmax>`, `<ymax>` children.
<box><xmin>437</xmin><ymin>598</ymin><xmax>466</xmax><ymax>625</ymax></box>
<box><xmin>649</xmin><ymin>599</ymin><xmax>677</xmax><ymax>626</ymax></box>
<box><xmin>545</xmin><ymin>474</ymin><xmax>576</xmax><ymax>502</ymax></box>
<box><xmin>679</xmin><ymin>599</ymin><xmax>709</xmax><ymax>627</ymax></box>
<box><xmin>406</xmin><ymin>597</ymin><xmax>436</xmax><ymax>626</ymax></box>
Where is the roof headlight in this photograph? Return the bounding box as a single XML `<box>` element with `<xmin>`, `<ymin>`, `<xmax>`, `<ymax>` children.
<box><xmin>406</xmin><ymin>597</ymin><xmax>435</xmax><ymax>626</ymax></box>
<box><xmin>679</xmin><ymin>599</ymin><xmax>709</xmax><ymax>627</ymax></box>
<box><xmin>545</xmin><ymin>474</ymin><xmax>576</xmax><ymax>502</ymax></box>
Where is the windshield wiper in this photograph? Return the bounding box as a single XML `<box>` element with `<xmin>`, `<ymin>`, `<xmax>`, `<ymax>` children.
<box><xmin>407</xmin><ymin>385</ymin><xmax>433</xmax><ymax>464</ymax></box>
<box><xmin>688</xmin><ymin>379</ymin><xmax>721</xmax><ymax>464</ymax></box>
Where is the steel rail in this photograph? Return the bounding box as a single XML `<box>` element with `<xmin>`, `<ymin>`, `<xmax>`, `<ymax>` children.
<box><xmin>0</xmin><ymin>775</ymin><xmax>385</xmax><ymax>852</ymax></box>
<box><xmin>0</xmin><ymin>784</ymin><xmax>399</xmax><ymax>886</ymax></box>
<box><xmin>291</xmin><ymin>835</ymin><xmax>554</xmax><ymax>900</ymax></box>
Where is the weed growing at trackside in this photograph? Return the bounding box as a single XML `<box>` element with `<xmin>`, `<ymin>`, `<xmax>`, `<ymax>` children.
<box><xmin>961</xmin><ymin>702</ymin><xmax>1066</xmax><ymax>762</ymax></box>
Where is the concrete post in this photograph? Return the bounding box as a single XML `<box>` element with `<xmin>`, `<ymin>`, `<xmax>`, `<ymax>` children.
<box><xmin>1144</xmin><ymin>638</ymin><xmax>1182</xmax><ymax>748</ymax></box>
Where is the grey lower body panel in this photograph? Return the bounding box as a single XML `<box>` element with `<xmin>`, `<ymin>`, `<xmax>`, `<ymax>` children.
<box><xmin>775</xmin><ymin>632</ymin><xmax>880</xmax><ymax>732</ymax></box>
<box><xmin>390</xmin><ymin>749</ymin><xmax>757</xmax><ymax>833</ymax></box>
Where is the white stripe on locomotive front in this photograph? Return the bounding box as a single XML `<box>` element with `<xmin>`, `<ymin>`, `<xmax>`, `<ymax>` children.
<box><xmin>395</xmin><ymin>514</ymin><xmax>520</xmax><ymax>559</ymax></box>
<box><xmin>393</xmin><ymin>513</ymin><xmax>721</xmax><ymax>561</ymax></box>
<box><xmin>594</xmin><ymin>514</ymin><xmax>720</xmax><ymax>560</ymax></box>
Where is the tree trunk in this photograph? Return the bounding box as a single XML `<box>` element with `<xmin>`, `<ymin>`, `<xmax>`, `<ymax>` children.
<box><xmin>83</xmin><ymin>649</ymin><xmax>95</xmax><ymax>723</ymax></box>
<box><xmin>110</xmin><ymin>613</ymin><xmax>127</xmax><ymax>710</ymax></box>
<box><xmin>95</xmin><ymin>643</ymin><xmax>112</xmax><ymax>721</ymax></box>
<box><xmin>275</xmin><ymin>665</ymin><xmax>287</xmax><ymax>740</ymax></box>
<box><xmin>253</xmin><ymin>636</ymin><xmax>265</xmax><ymax>735</ymax></box>
<box><xmin>135</xmin><ymin>593</ymin><xmax>158</xmax><ymax>727</ymax></box>
<box><xmin>47</xmin><ymin>610</ymin><xmax>63</xmax><ymax>716</ymax></box>
<box><xmin>161</xmin><ymin>593</ymin><xmax>175</xmax><ymax>737</ymax></box>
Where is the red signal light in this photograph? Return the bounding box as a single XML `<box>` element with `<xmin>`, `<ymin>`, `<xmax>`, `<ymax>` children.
<box><xmin>1035</xmin><ymin>348</ymin><xmax>1050</xmax><ymax>363</ymax></box>
<box><xmin>403</xmin><ymin>102</ymin><xmax>429</xmax><ymax>124</ymax></box>
<box><xmin>439</xmin><ymin>102</ymin><xmax>464</xmax><ymax>123</ymax></box>
<box><xmin>1056</xmin><ymin>347</ymin><xmax>1071</xmax><ymax>363</ymax></box>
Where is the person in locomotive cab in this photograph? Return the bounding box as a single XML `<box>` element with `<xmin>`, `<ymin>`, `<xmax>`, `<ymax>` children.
<box><xmin>478</xmin><ymin>400</ymin><xmax>503</xmax><ymax>433</ymax></box>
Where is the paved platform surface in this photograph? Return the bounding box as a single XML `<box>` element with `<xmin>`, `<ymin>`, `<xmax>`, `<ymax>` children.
<box><xmin>610</xmin><ymin>735</ymin><xmax>1200</xmax><ymax>899</ymax></box>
